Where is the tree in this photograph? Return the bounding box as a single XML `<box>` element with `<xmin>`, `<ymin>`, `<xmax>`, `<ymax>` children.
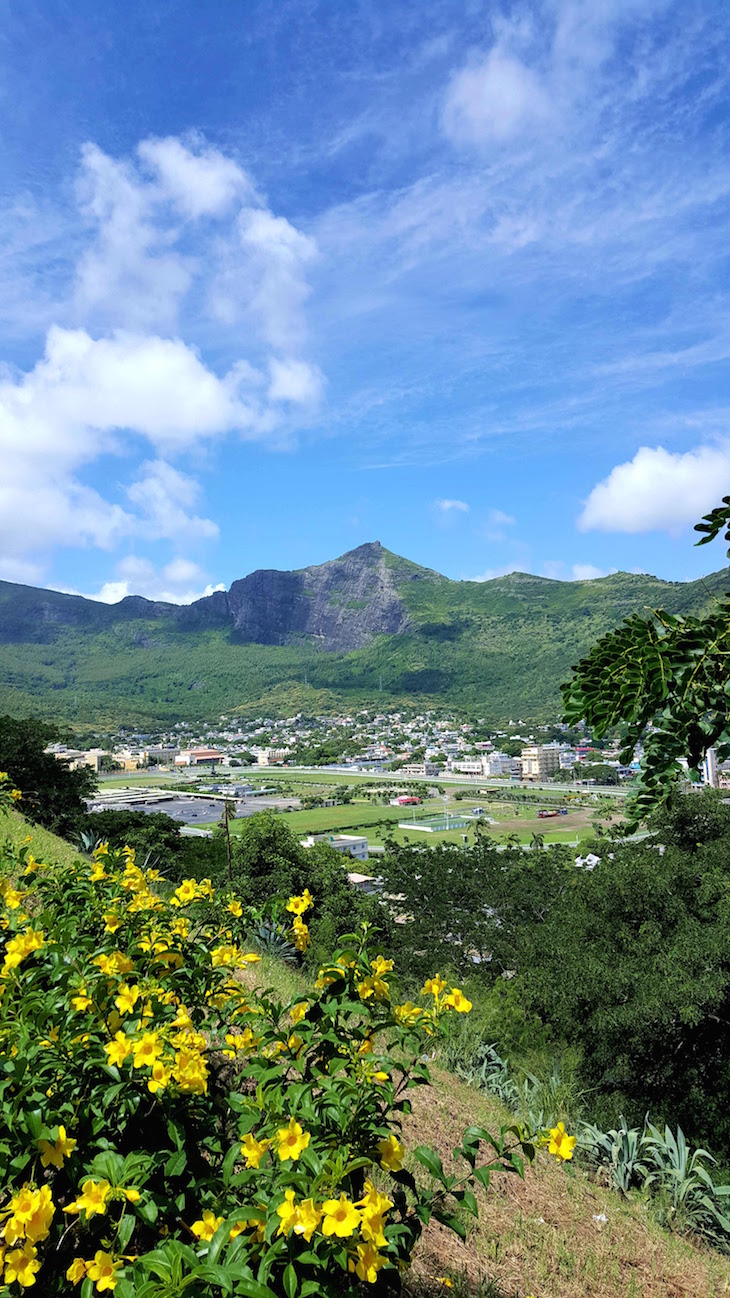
<box><xmin>519</xmin><ymin>806</ymin><xmax>730</xmax><ymax>1153</ymax></box>
<box><xmin>229</xmin><ymin>813</ymin><xmax>387</xmax><ymax>962</ymax></box>
<box><xmin>562</xmin><ymin>497</ymin><xmax>730</xmax><ymax>822</ymax></box>
<box><xmin>0</xmin><ymin>716</ymin><xmax>97</xmax><ymax>836</ymax></box>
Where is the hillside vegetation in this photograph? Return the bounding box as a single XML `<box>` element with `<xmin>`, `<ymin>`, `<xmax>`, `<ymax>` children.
<box><xmin>2</xmin><ymin>805</ymin><xmax>729</xmax><ymax>1297</ymax></box>
<box><xmin>1</xmin><ymin>551</ymin><xmax>728</xmax><ymax>726</ymax></box>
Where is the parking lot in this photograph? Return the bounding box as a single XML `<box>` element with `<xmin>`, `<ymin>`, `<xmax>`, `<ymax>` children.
<box><xmin>87</xmin><ymin>793</ymin><xmax>300</xmax><ymax>825</ymax></box>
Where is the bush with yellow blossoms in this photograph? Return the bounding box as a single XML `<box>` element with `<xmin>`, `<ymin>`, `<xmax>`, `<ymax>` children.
<box><xmin>0</xmin><ymin>790</ymin><xmax>558</xmax><ymax>1297</ymax></box>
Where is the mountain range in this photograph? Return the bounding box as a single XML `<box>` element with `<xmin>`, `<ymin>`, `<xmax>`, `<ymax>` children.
<box><xmin>0</xmin><ymin>541</ymin><xmax>727</xmax><ymax>728</ymax></box>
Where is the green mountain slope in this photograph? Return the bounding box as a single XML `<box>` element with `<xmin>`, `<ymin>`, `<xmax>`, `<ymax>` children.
<box><xmin>0</xmin><ymin>549</ymin><xmax>727</xmax><ymax>727</ymax></box>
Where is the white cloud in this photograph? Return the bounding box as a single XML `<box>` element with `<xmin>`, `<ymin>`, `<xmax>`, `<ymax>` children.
<box><xmin>483</xmin><ymin>507</ymin><xmax>516</xmax><ymax>541</ymax></box>
<box><xmin>467</xmin><ymin>564</ymin><xmax>517</xmax><ymax>581</ymax></box>
<box><xmin>442</xmin><ymin>46</ymin><xmax>550</xmax><ymax>145</ymax></box>
<box><xmin>435</xmin><ymin>498</ymin><xmax>469</xmax><ymax>512</ymax></box>
<box><xmin>75</xmin><ymin>143</ymin><xmax>192</xmax><ymax>332</ymax></box>
<box><xmin>0</xmin><ymin>132</ymin><xmax>325</xmax><ymax>580</ymax></box>
<box><xmin>211</xmin><ymin>207</ymin><xmax>318</xmax><ymax>351</ymax></box>
<box><xmin>578</xmin><ymin>443</ymin><xmax>730</xmax><ymax>534</ymax></box>
<box><xmin>267</xmin><ymin>357</ymin><xmax>324</xmax><ymax>406</ymax></box>
<box><xmin>127</xmin><ymin>460</ymin><xmax>219</xmax><ymax>542</ymax></box>
<box><xmin>84</xmin><ymin>556</ymin><xmax>225</xmax><ymax>605</ymax></box>
<box><xmin>137</xmin><ymin>134</ymin><xmax>251</xmax><ymax>218</ymax></box>
<box><xmin>543</xmin><ymin>560</ymin><xmax>615</xmax><ymax>580</ymax></box>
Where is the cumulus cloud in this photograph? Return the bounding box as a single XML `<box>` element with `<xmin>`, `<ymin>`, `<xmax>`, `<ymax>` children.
<box><xmin>578</xmin><ymin>444</ymin><xmax>730</xmax><ymax>534</ymax></box>
<box><xmin>83</xmin><ymin>556</ymin><xmax>225</xmax><ymax>605</ymax></box>
<box><xmin>268</xmin><ymin>357</ymin><xmax>324</xmax><ymax>406</ymax></box>
<box><xmin>442</xmin><ymin>46</ymin><xmax>550</xmax><ymax>145</ymax></box>
<box><xmin>127</xmin><ymin>460</ymin><xmax>219</xmax><ymax>542</ymax></box>
<box><xmin>435</xmin><ymin>498</ymin><xmax>470</xmax><ymax>512</ymax></box>
<box><xmin>137</xmin><ymin>134</ymin><xmax>252</xmax><ymax>218</ymax></box>
<box><xmin>0</xmin><ymin>134</ymin><xmax>324</xmax><ymax>581</ymax></box>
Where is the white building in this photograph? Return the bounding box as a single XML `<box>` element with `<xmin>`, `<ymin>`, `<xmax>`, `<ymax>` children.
<box><xmin>300</xmin><ymin>833</ymin><xmax>369</xmax><ymax>861</ymax></box>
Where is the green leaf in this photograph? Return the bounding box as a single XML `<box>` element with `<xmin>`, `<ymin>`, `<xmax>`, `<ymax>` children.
<box><xmin>283</xmin><ymin>1262</ymin><xmax>299</xmax><ymax>1298</ymax></box>
<box><xmin>414</xmin><ymin>1145</ymin><xmax>446</xmax><ymax>1183</ymax></box>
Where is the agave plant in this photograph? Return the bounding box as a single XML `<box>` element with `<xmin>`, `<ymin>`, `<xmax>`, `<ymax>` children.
<box><xmin>579</xmin><ymin>1116</ymin><xmax>647</xmax><ymax>1193</ymax></box>
<box><xmin>641</xmin><ymin>1123</ymin><xmax>730</xmax><ymax>1245</ymax></box>
<box><xmin>251</xmin><ymin>919</ymin><xmax>298</xmax><ymax>963</ymax></box>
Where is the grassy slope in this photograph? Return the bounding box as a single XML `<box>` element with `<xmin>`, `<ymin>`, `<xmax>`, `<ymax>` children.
<box><xmin>238</xmin><ymin>963</ymin><xmax>730</xmax><ymax>1298</ymax></box>
<box><xmin>0</xmin><ymin>807</ymin><xmax>81</xmax><ymax>866</ymax></box>
<box><xmin>1</xmin><ymin>567</ymin><xmax>729</xmax><ymax>728</ymax></box>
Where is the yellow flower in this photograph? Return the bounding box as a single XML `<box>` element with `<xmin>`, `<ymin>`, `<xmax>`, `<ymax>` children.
<box><xmin>422</xmin><ymin>976</ymin><xmax>446</xmax><ymax>998</ymax></box>
<box><xmin>241</xmin><ymin>1133</ymin><xmax>270</xmax><ymax>1168</ymax></box>
<box><xmin>349</xmin><ymin>1241</ymin><xmax>387</xmax><ymax>1284</ymax></box>
<box><xmin>11</xmin><ymin>788</ymin><xmax>22</xmax><ymax>802</ymax></box>
<box><xmin>321</xmin><ymin>1193</ymin><xmax>361</xmax><ymax>1238</ymax></box>
<box><xmin>547</xmin><ymin>1122</ymin><xmax>577</xmax><ymax>1161</ymax></box>
<box><xmin>66</xmin><ymin>1257</ymin><xmax>88</xmax><ymax>1284</ymax></box>
<box><xmin>191</xmin><ymin>1210</ymin><xmax>223</xmax><ymax>1241</ymax></box>
<box><xmin>358</xmin><ymin>1182</ymin><xmax>392</xmax><ymax>1247</ymax></box>
<box><xmin>358</xmin><ymin>975</ymin><xmax>389</xmax><ymax>1002</ymax></box>
<box><xmin>4</xmin><ymin>1242</ymin><xmax>40</xmax><ymax>1287</ymax></box>
<box><xmin>173</xmin><ymin>879</ymin><xmax>198</xmax><ymax>906</ymax></box>
<box><xmin>71</xmin><ymin>986</ymin><xmax>93</xmax><ymax>1013</ymax></box>
<box><xmin>371</xmin><ymin>955</ymin><xmax>394</xmax><ymax>976</ymax></box>
<box><xmin>103</xmin><ymin>913</ymin><xmax>122</xmax><ymax>934</ymax></box>
<box><xmin>443</xmin><ymin>988</ymin><xmax>472</xmax><ymax>1014</ymax></box>
<box><xmin>105</xmin><ymin>1032</ymin><xmax>132</xmax><ymax>1068</ymax></box>
<box><xmin>229</xmin><ymin>1219</ymin><xmax>248</xmax><ymax>1239</ymax></box>
<box><xmin>86</xmin><ymin>1249</ymin><xmax>122</xmax><ymax>1292</ymax></box>
<box><xmin>293</xmin><ymin>1198</ymin><xmax>321</xmax><ymax>1242</ymax></box>
<box><xmin>394</xmin><ymin>1001</ymin><xmax>423</xmax><ymax>1027</ymax></box>
<box><xmin>276</xmin><ymin>1116</ymin><xmax>311</xmax><ymax>1162</ymax></box>
<box><xmin>115</xmin><ymin>984</ymin><xmax>141</xmax><ymax>1016</ymax></box>
<box><xmin>286</xmin><ymin>892</ymin><xmax>312</xmax><ymax>916</ymax></box>
<box><xmin>290</xmin><ymin>1001</ymin><xmax>309</xmax><ymax>1024</ymax></box>
<box><xmin>38</xmin><ymin>1125</ymin><xmax>77</xmax><ymax>1168</ymax></box>
<box><xmin>132</xmin><ymin>1032</ymin><xmax>163</xmax><ymax>1070</ymax></box>
<box><xmin>436</xmin><ymin>1278</ymin><xmax>454</xmax><ymax>1289</ymax></box>
<box><xmin>378</xmin><ymin>1133</ymin><xmax>405</xmax><ymax>1172</ymax></box>
<box><xmin>147</xmin><ymin>1060</ymin><xmax>171</xmax><ymax>1094</ymax></box>
<box><xmin>227</xmin><ymin>900</ymin><xmax>243</xmax><ymax>917</ymax></box>
<box><xmin>276</xmin><ymin>1188</ymin><xmax>300</xmax><ymax>1236</ymax></box>
<box><xmin>65</xmin><ymin>1179</ymin><xmax>111</xmax><ymax>1219</ymax></box>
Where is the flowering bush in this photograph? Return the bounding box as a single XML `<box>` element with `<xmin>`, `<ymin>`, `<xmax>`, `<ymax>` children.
<box><xmin>0</xmin><ymin>797</ymin><xmax>552</xmax><ymax>1296</ymax></box>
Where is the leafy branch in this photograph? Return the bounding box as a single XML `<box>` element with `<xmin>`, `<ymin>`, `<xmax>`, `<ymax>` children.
<box><xmin>561</xmin><ymin>500</ymin><xmax>730</xmax><ymax>823</ymax></box>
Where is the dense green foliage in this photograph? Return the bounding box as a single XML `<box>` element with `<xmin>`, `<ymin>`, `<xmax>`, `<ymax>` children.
<box><xmin>562</xmin><ymin>499</ymin><xmax>730</xmax><ymax>821</ymax></box>
<box><xmin>0</xmin><ymin>782</ymin><xmax>539</xmax><ymax>1295</ymax></box>
<box><xmin>0</xmin><ymin>715</ymin><xmax>97</xmax><ymax>835</ymax></box>
<box><xmin>380</xmin><ymin>792</ymin><xmax>730</xmax><ymax>1160</ymax></box>
<box><xmin>229</xmin><ymin>815</ymin><xmax>391</xmax><ymax>967</ymax></box>
<box><xmin>1</xmin><ymin>565</ymin><xmax>728</xmax><ymax>727</ymax></box>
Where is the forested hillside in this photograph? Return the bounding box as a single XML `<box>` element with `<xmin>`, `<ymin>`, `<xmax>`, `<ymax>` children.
<box><xmin>0</xmin><ymin>545</ymin><xmax>727</xmax><ymax>726</ymax></box>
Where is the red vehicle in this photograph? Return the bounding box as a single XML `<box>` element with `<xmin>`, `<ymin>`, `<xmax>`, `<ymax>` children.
<box><xmin>537</xmin><ymin>809</ymin><xmax>559</xmax><ymax>818</ymax></box>
<box><xmin>396</xmin><ymin>796</ymin><xmax>421</xmax><ymax>805</ymax></box>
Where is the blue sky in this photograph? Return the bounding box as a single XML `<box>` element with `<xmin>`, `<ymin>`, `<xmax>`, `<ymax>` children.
<box><xmin>2</xmin><ymin>0</ymin><xmax>730</xmax><ymax>600</ymax></box>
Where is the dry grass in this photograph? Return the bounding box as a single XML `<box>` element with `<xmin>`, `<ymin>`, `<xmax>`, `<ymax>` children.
<box><xmin>404</xmin><ymin>1069</ymin><xmax>730</xmax><ymax>1298</ymax></box>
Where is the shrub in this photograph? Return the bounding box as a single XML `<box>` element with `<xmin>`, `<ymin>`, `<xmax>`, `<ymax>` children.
<box><xmin>0</xmin><ymin>776</ymin><xmax>556</xmax><ymax>1296</ymax></box>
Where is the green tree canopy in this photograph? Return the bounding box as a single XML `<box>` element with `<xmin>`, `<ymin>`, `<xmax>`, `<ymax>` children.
<box><xmin>561</xmin><ymin>496</ymin><xmax>730</xmax><ymax>821</ymax></box>
<box><xmin>0</xmin><ymin>715</ymin><xmax>97</xmax><ymax>835</ymax></box>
